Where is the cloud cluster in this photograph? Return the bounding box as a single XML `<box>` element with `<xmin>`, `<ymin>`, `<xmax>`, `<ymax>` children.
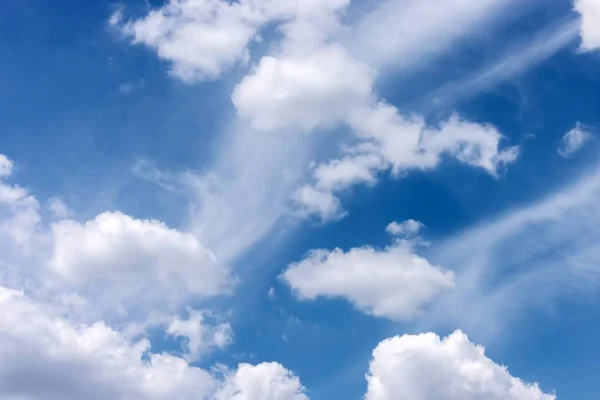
<box><xmin>119</xmin><ymin>0</ymin><xmax>350</xmax><ymax>82</ymax></box>
<box><xmin>2</xmin><ymin>0</ymin><xmax>573</xmax><ymax>396</ymax></box>
<box><xmin>0</xmin><ymin>283</ymin><xmax>310</xmax><ymax>400</ymax></box>
<box><xmin>366</xmin><ymin>330</ymin><xmax>555</xmax><ymax>400</ymax></box>
<box><xmin>120</xmin><ymin>0</ymin><xmax>520</xmax><ymax>223</ymax></box>
<box><xmin>0</xmin><ymin>153</ymin><xmax>314</xmax><ymax>400</ymax></box>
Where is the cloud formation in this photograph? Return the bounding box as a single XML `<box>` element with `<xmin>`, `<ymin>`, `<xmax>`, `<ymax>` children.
<box><xmin>575</xmin><ymin>0</ymin><xmax>600</xmax><ymax>51</ymax></box>
<box><xmin>386</xmin><ymin>219</ymin><xmax>424</xmax><ymax>237</ymax></box>
<box><xmin>365</xmin><ymin>330</ymin><xmax>555</xmax><ymax>400</ymax></box>
<box><xmin>215</xmin><ymin>362</ymin><xmax>308</xmax><ymax>400</ymax></box>
<box><xmin>557</xmin><ymin>122</ymin><xmax>592</xmax><ymax>158</ymax></box>
<box><xmin>123</xmin><ymin>0</ymin><xmax>520</xmax><ymax>224</ymax></box>
<box><xmin>282</xmin><ymin>237</ymin><xmax>454</xmax><ymax>321</ymax></box>
<box><xmin>167</xmin><ymin>308</ymin><xmax>233</xmax><ymax>362</ymax></box>
<box><xmin>47</xmin><ymin>211</ymin><xmax>234</xmax><ymax>317</ymax></box>
<box><xmin>0</xmin><ymin>156</ymin><xmax>40</xmax><ymax>247</ymax></box>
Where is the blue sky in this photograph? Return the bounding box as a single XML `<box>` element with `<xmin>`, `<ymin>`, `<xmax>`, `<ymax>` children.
<box><xmin>0</xmin><ymin>0</ymin><xmax>599</xmax><ymax>399</ymax></box>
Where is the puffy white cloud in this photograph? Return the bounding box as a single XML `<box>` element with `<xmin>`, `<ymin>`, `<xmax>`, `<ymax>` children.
<box><xmin>0</xmin><ymin>154</ymin><xmax>13</xmax><ymax>177</ymax></box>
<box><xmin>167</xmin><ymin>308</ymin><xmax>233</xmax><ymax>361</ymax></box>
<box><xmin>232</xmin><ymin>45</ymin><xmax>375</xmax><ymax>132</ymax></box>
<box><xmin>312</xmin><ymin>152</ymin><xmax>385</xmax><ymax>192</ymax></box>
<box><xmin>0</xmin><ymin>154</ymin><xmax>40</xmax><ymax>246</ymax></box>
<box><xmin>290</xmin><ymin>184</ymin><xmax>345</xmax><ymax>222</ymax></box>
<box><xmin>386</xmin><ymin>219</ymin><xmax>424</xmax><ymax>237</ymax></box>
<box><xmin>299</xmin><ymin>113</ymin><xmax>519</xmax><ymax>220</ymax></box>
<box><xmin>215</xmin><ymin>362</ymin><xmax>308</xmax><ymax>400</ymax></box>
<box><xmin>120</xmin><ymin>0</ymin><xmax>263</xmax><ymax>82</ymax></box>
<box><xmin>575</xmin><ymin>0</ymin><xmax>600</xmax><ymax>51</ymax></box>
<box><xmin>557</xmin><ymin>122</ymin><xmax>592</xmax><ymax>158</ymax></box>
<box><xmin>48</xmin><ymin>211</ymin><xmax>233</xmax><ymax>317</ymax></box>
<box><xmin>365</xmin><ymin>330</ymin><xmax>555</xmax><ymax>400</ymax></box>
<box><xmin>281</xmin><ymin>240</ymin><xmax>454</xmax><ymax>321</ymax></box>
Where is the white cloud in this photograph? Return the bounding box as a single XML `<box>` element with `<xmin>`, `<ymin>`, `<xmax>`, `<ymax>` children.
<box><xmin>184</xmin><ymin>129</ymin><xmax>312</xmax><ymax>263</ymax></box>
<box><xmin>123</xmin><ymin>0</ymin><xmax>521</xmax><ymax>241</ymax></box>
<box><xmin>47</xmin><ymin>197</ymin><xmax>73</xmax><ymax>218</ymax></box>
<box><xmin>281</xmin><ymin>240</ymin><xmax>454</xmax><ymax>321</ymax></box>
<box><xmin>215</xmin><ymin>362</ymin><xmax>308</xmax><ymax>400</ymax></box>
<box><xmin>47</xmin><ymin>211</ymin><xmax>234</xmax><ymax>317</ymax></box>
<box><xmin>120</xmin><ymin>0</ymin><xmax>263</xmax><ymax>82</ymax></box>
<box><xmin>298</xmin><ymin>113</ymin><xmax>519</xmax><ymax>221</ymax></box>
<box><xmin>0</xmin><ymin>285</ymin><xmax>218</xmax><ymax>400</ymax></box>
<box><xmin>232</xmin><ymin>45</ymin><xmax>375</xmax><ymax>133</ymax></box>
<box><xmin>386</xmin><ymin>219</ymin><xmax>424</xmax><ymax>237</ymax></box>
<box><xmin>119</xmin><ymin>0</ymin><xmax>350</xmax><ymax>83</ymax></box>
<box><xmin>228</xmin><ymin>0</ymin><xmax>519</xmax><ymax>223</ymax></box>
<box><xmin>167</xmin><ymin>308</ymin><xmax>233</xmax><ymax>362</ymax></box>
<box><xmin>0</xmin><ymin>154</ymin><xmax>40</xmax><ymax>247</ymax></box>
<box><xmin>348</xmin><ymin>0</ymin><xmax>514</xmax><ymax>71</ymax></box>
<box><xmin>0</xmin><ymin>154</ymin><xmax>13</xmax><ymax>177</ymax></box>
<box><xmin>426</xmin><ymin>19</ymin><xmax>579</xmax><ymax>109</ymax></box>
<box><xmin>290</xmin><ymin>184</ymin><xmax>346</xmax><ymax>222</ymax></box>
<box><xmin>575</xmin><ymin>0</ymin><xmax>600</xmax><ymax>51</ymax></box>
<box><xmin>0</xmin><ymin>285</ymin><xmax>308</xmax><ymax>400</ymax></box>
<box><xmin>119</xmin><ymin>82</ymin><xmax>134</xmax><ymax>93</ymax></box>
<box><xmin>557</xmin><ymin>122</ymin><xmax>592</xmax><ymax>158</ymax></box>
<box><xmin>365</xmin><ymin>330</ymin><xmax>555</xmax><ymax>400</ymax></box>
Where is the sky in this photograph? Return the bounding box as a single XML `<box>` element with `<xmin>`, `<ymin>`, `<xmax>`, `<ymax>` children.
<box><xmin>0</xmin><ymin>0</ymin><xmax>599</xmax><ymax>399</ymax></box>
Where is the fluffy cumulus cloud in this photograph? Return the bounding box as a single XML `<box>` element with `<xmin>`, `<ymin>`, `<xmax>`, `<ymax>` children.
<box><xmin>232</xmin><ymin>45</ymin><xmax>375</xmax><ymax>132</ymax></box>
<box><xmin>118</xmin><ymin>0</ymin><xmax>262</xmax><ymax>82</ymax></box>
<box><xmin>557</xmin><ymin>122</ymin><xmax>592</xmax><ymax>158</ymax></box>
<box><xmin>215</xmin><ymin>362</ymin><xmax>308</xmax><ymax>400</ymax></box>
<box><xmin>167</xmin><ymin>308</ymin><xmax>233</xmax><ymax>362</ymax></box>
<box><xmin>386</xmin><ymin>219</ymin><xmax>424</xmax><ymax>237</ymax></box>
<box><xmin>290</xmin><ymin>184</ymin><xmax>346</xmax><ymax>221</ymax></box>
<box><xmin>47</xmin><ymin>211</ymin><xmax>234</xmax><ymax>317</ymax></box>
<box><xmin>365</xmin><ymin>330</ymin><xmax>556</xmax><ymax>400</ymax></box>
<box><xmin>574</xmin><ymin>0</ymin><xmax>600</xmax><ymax>51</ymax></box>
<box><xmin>0</xmin><ymin>154</ymin><xmax>40</xmax><ymax>246</ymax></box>
<box><xmin>281</xmin><ymin>239</ymin><xmax>454</xmax><ymax>321</ymax></box>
